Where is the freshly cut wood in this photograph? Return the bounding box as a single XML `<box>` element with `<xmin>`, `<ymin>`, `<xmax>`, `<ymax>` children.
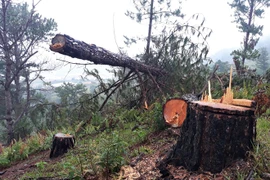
<box><xmin>50</xmin><ymin>34</ymin><xmax>166</xmax><ymax>76</ymax></box>
<box><xmin>163</xmin><ymin>99</ymin><xmax>188</xmax><ymax>127</ymax></box>
<box><xmin>201</xmin><ymin>67</ymin><xmax>256</xmax><ymax>108</ymax></box>
<box><xmin>160</xmin><ymin>101</ymin><xmax>256</xmax><ymax>174</ymax></box>
<box><xmin>231</xmin><ymin>99</ymin><xmax>256</xmax><ymax>108</ymax></box>
<box><xmin>220</xmin><ymin>87</ymin><xmax>234</xmax><ymax>104</ymax></box>
<box><xmin>206</xmin><ymin>99</ymin><xmax>256</xmax><ymax>108</ymax></box>
<box><xmin>49</xmin><ymin>133</ymin><xmax>75</xmax><ymax>158</ymax></box>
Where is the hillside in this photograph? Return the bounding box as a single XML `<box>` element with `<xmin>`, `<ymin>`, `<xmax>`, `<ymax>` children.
<box><xmin>0</xmin><ymin>105</ymin><xmax>269</xmax><ymax>179</ymax></box>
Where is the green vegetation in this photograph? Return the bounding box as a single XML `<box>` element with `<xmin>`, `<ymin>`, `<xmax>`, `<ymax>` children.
<box><xmin>229</xmin><ymin>0</ymin><xmax>270</xmax><ymax>75</ymax></box>
<box><xmin>0</xmin><ymin>97</ymin><xmax>269</xmax><ymax>179</ymax></box>
<box><xmin>0</xmin><ymin>104</ymin><xmax>161</xmax><ymax>179</ymax></box>
<box><xmin>0</xmin><ymin>0</ymin><xmax>270</xmax><ymax>179</ymax></box>
<box><xmin>0</xmin><ymin>0</ymin><xmax>57</xmax><ymax>144</ymax></box>
<box><xmin>0</xmin><ymin>131</ymin><xmax>54</xmax><ymax>168</ymax></box>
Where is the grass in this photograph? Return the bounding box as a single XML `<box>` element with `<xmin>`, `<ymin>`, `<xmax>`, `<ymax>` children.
<box><xmin>18</xmin><ymin>107</ymin><xmax>159</xmax><ymax>179</ymax></box>
<box><xmin>251</xmin><ymin>117</ymin><xmax>270</xmax><ymax>178</ymax></box>
<box><xmin>0</xmin><ymin>102</ymin><xmax>269</xmax><ymax>179</ymax></box>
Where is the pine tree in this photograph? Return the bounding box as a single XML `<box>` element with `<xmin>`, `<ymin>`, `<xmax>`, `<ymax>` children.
<box><xmin>121</xmin><ymin>0</ymin><xmax>212</xmax><ymax>105</ymax></box>
<box><xmin>256</xmin><ymin>47</ymin><xmax>270</xmax><ymax>74</ymax></box>
<box><xmin>0</xmin><ymin>0</ymin><xmax>57</xmax><ymax>144</ymax></box>
<box><xmin>229</xmin><ymin>0</ymin><xmax>270</xmax><ymax>75</ymax></box>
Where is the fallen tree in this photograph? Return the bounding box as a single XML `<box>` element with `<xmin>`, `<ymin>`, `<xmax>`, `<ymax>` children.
<box><xmin>49</xmin><ymin>34</ymin><xmax>166</xmax><ymax>76</ymax></box>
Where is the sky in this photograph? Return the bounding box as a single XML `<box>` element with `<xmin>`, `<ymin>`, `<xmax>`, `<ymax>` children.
<box><xmin>23</xmin><ymin>0</ymin><xmax>270</xmax><ymax>81</ymax></box>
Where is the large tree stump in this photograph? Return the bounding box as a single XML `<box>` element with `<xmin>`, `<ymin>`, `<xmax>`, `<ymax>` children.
<box><xmin>164</xmin><ymin>101</ymin><xmax>256</xmax><ymax>173</ymax></box>
<box><xmin>49</xmin><ymin>133</ymin><xmax>75</xmax><ymax>158</ymax></box>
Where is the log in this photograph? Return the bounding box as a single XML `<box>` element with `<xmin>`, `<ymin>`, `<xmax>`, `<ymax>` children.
<box><xmin>49</xmin><ymin>34</ymin><xmax>166</xmax><ymax>76</ymax></box>
<box><xmin>163</xmin><ymin>98</ymin><xmax>188</xmax><ymax>127</ymax></box>
<box><xmin>163</xmin><ymin>101</ymin><xmax>256</xmax><ymax>174</ymax></box>
<box><xmin>49</xmin><ymin>133</ymin><xmax>75</xmax><ymax>158</ymax></box>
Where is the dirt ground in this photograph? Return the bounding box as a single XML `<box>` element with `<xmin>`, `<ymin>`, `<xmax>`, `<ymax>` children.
<box><xmin>114</xmin><ymin>128</ymin><xmax>253</xmax><ymax>180</ymax></box>
<box><xmin>0</xmin><ymin>150</ymin><xmax>63</xmax><ymax>180</ymax></box>
<box><xmin>0</xmin><ymin>128</ymin><xmax>253</xmax><ymax>180</ymax></box>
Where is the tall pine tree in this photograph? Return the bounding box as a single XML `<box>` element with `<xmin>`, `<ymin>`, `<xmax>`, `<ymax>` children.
<box><xmin>229</xmin><ymin>0</ymin><xmax>270</xmax><ymax>75</ymax></box>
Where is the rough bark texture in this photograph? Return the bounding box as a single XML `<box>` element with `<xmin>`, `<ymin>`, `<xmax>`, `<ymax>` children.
<box><xmin>50</xmin><ymin>34</ymin><xmax>166</xmax><ymax>76</ymax></box>
<box><xmin>49</xmin><ymin>133</ymin><xmax>75</xmax><ymax>158</ymax></box>
<box><xmin>163</xmin><ymin>101</ymin><xmax>256</xmax><ymax>174</ymax></box>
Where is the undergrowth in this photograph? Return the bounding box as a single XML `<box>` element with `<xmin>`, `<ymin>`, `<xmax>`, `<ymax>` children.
<box><xmin>0</xmin><ymin>131</ymin><xmax>55</xmax><ymax>169</ymax></box>
<box><xmin>251</xmin><ymin>117</ymin><xmax>270</xmax><ymax>178</ymax></box>
<box><xmin>0</xmin><ymin>98</ymin><xmax>269</xmax><ymax>180</ymax></box>
<box><xmin>0</xmin><ymin>102</ymin><xmax>164</xmax><ymax>179</ymax></box>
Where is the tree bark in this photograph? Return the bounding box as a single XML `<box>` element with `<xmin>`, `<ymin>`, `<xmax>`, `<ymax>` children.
<box><xmin>49</xmin><ymin>133</ymin><xmax>75</xmax><ymax>158</ymax></box>
<box><xmin>145</xmin><ymin>0</ymin><xmax>154</xmax><ymax>57</ymax></box>
<box><xmin>49</xmin><ymin>34</ymin><xmax>166</xmax><ymax>76</ymax></box>
<box><xmin>160</xmin><ymin>101</ymin><xmax>256</xmax><ymax>174</ymax></box>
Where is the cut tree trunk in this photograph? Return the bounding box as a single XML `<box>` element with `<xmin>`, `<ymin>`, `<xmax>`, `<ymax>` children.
<box><xmin>163</xmin><ymin>98</ymin><xmax>188</xmax><ymax>127</ymax></box>
<box><xmin>161</xmin><ymin>101</ymin><xmax>256</xmax><ymax>174</ymax></box>
<box><xmin>49</xmin><ymin>34</ymin><xmax>166</xmax><ymax>76</ymax></box>
<box><xmin>49</xmin><ymin>133</ymin><xmax>75</xmax><ymax>158</ymax></box>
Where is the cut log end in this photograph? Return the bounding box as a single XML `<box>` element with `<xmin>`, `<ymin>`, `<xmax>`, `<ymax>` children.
<box><xmin>50</xmin><ymin>34</ymin><xmax>66</xmax><ymax>52</ymax></box>
<box><xmin>49</xmin><ymin>133</ymin><xmax>75</xmax><ymax>158</ymax></box>
<box><xmin>163</xmin><ymin>99</ymin><xmax>187</xmax><ymax>127</ymax></box>
<box><xmin>49</xmin><ymin>43</ymin><xmax>64</xmax><ymax>52</ymax></box>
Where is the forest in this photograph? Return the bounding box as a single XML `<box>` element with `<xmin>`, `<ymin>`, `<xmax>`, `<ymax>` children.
<box><xmin>0</xmin><ymin>0</ymin><xmax>270</xmax><ymax>179</ymax></box>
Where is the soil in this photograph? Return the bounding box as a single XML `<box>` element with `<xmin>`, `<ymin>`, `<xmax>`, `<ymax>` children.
<box><xmin>0</xmin><ymin>128</ymin><xmax>253</xmax><ymax>180</ymax></box>
<box><xmin>0</xmin><ymin>150</ymin><xmax>63</xmax><ymax>180</ymax></box>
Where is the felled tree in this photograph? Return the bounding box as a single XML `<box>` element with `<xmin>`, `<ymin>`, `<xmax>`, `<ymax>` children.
<box><xmin>122</xmin><ymin>0</ymin><xmax>212</xmax><ymax>106</ymax></box>
<box><xmin>50</xmin><ymin>1</ymin><xmax>212</xmax><ymax>112</ymax></box>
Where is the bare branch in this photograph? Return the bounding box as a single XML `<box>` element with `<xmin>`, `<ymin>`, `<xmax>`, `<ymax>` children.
<box><xmin>98</xmin><ymin>71</ymin><xmax>133</xmax><ymax>111</ymax></box>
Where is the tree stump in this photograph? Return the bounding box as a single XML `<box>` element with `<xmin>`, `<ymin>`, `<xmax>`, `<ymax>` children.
<box><xmin>164</xmin><ymin>101</ymin><xmax>256</xmax><ymax>173</ymax></box>
<box><xmin>49</xmin><ymin>133</ymin><xmax>75</xmax><ymax>158</ymax></box>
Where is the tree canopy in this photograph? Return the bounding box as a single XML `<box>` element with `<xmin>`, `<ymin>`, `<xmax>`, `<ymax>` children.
<box><xmin>0</xmin><ymin>0</ymin><xmax>57</xmax><ymax>144</ymax></box>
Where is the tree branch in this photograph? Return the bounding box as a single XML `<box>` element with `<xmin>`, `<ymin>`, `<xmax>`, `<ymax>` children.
<box><xmin>98</xmin><ymin>71</ymin><xmax>133</xmax><ymax>111</ymax></box>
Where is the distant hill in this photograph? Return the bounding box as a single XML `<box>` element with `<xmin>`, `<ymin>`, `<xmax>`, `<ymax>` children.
<box><xmin>210</xmin><ymin>34</ymin><xmax>270</xmax><ymax>63</ymax></box>
<box><xmin>210</xmin><ymin>48</ymin><xmax>234</xmax><ymax>63</ymax></box>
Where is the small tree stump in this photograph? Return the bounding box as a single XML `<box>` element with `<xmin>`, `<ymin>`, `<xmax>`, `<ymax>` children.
<box><xmin>49</xmin><ymin>133</ymin><xmax>75</xmax><ymax>158</ymax></box>
<box><xmin>165</xmin><ymin>101</ymin><xmax>256</xmax><ymax>173</ymax></box>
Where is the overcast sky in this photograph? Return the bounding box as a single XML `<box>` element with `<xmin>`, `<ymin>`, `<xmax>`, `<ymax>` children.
<box><xmin>24</xmin><ymin>0</ymin><xmax>270</xmax><ymax>80</ymax></box>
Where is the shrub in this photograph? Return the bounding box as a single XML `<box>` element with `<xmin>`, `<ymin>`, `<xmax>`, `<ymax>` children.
<box><xmin>96</xmin><ymin>131</ymin><xmax>128</xmax><ymax>177</ymax></box>
<box><xmin>6</xmin><ymin>139</ymin><xmax>29</xmax><ymax>162</ymax></box>
<box><xmin>0</xmin><ymin>154</ymin><xmax>10</xmax><ymax>168</ymax></box>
